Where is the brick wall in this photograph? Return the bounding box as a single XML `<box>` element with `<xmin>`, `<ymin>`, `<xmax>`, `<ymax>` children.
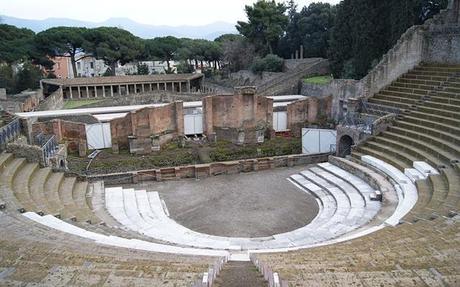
<box><xmin>32</xmin><ymin>119</ymin><xmax>87</xmax><ymax>156</ymax></box>
<box><xmin>110</xmin><ymin>102</ymin><xmax>184</xmax><ymax>154</ymax></box>
<box><xmin>203</xmin><ymin>90</ymin><xmax>273</xmax><ymax>144</ymax></box>
<box><xmin>86</xmin><ymin>152</ymin><xmax>330</xmax><ymax>184</ymax></box>
<box><xmin>287</xmin><ymin>96</ymin><xmax>333</xmax><ymax>136</ymax></box>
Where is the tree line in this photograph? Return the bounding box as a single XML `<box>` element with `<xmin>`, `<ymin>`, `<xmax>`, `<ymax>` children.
<box><xmin>236</xmin><ymin>0</ymin><xmax>447</xmax><ymax>79</ymax></box>
<box><xmin>0</xmin><ymin>0</ymin><xmax>448</xmax><ymax>94</ymax></box>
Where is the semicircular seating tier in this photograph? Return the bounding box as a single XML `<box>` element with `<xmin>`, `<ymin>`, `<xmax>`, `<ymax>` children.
<box><xmin>251</xmin><ymin>64</ymin><xmax>460</xmax><ymax>286</ymax></box>
<box><xmin>103</xmin><ymin>160</ymin><xmax>386</xmax><ymax>251</ymax></box>
<box><xmin>0</xmin><ymin>64</ymin><xmax>459</xmax><ymax>286</ymax></box>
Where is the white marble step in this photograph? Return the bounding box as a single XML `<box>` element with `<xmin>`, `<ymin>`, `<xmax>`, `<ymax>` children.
<box><xmin>22</xmin><ymin>211</ymin><xmax>229</xmax><ymax>257</ymax></box>
<box><xmin>361</xmin><ymin>155</ymin><xmax>418</xmax><ymax>226</ymax></box>
<box><xmin>103</xmin><ymin>162</ymin><xmax>383</xmax><ymax>250</ymax></box>
<box><xmin>317</xmin><ymin>162</ymin><xmax>381</xmax><ymax>219</ymax></box>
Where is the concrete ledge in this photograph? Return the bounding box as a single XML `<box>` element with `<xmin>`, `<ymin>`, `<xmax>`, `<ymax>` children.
<box><xmin>86</xmin><ymin>153</ymin><xmax>331</xmax><ymax>185</ymax></box>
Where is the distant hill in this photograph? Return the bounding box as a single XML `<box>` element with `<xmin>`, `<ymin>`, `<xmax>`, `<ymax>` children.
<box><xmin>0</xmin><ymin>15</ymin><xmax>237</xmax><ymax>40</ymax></box>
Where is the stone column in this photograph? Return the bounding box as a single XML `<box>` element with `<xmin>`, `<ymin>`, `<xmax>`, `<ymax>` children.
<box><xmin>172</xmin><ymin>82</ymin><xmax>175</xmax><ymax>93</ymax></box>
<box><xmin>179</xmin><ymin>82</ymin><xmax>182</xmax><ymax>93</ymax></box>
<box><xmin>86</xmin><ymin>86</ymin><xmax>89</xmax><ymax>98</ymax></box>
<box><xmin>69</xmin><ymin>86</ymin><xmax>74</xmax><ymax>99</ymax></box>
<box><xmin>102</xmin><ymin>86</ymin><xmax>106</xmax><ymax>97</ymax></box>
<box><xmin>126</xmin><ymin>84</ymin><xmax>129</xmax><ymax>95</ymax></box>
<box><xmin>77</xmin><ymin>86</ymin><xmax>81</xmax><ymax>98</ymax></box>
<box><xmin>119</xmin><ymin>85</ymin><xmax>122</xmax><ymax>96</ymax></box>
<box><xmin>149</xmin><ymin>83</ymin><xmax>152</xmax><ymax>92</ymax></box>
<box><xmin>142</xmin><ymin>83</ymin><xmax>145</xmax><ymax>93</ymax></box>
<box><xmin>110</xmin><ymin>86</ymin><xmax>114</xmax><ymax>97</ymax></box>
<box><xmin>157</xmin><ymin>83</ymin><xmax>160</xmax><ymax>90</ymax></box>
<box><xmin>187</xmin><ymin>80</ymin><xmax>191</xmax><ymax>93</ymax></box>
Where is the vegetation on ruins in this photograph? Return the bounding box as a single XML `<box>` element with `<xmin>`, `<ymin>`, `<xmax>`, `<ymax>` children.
<box><xmin>84</xmin><ymin>27</ymin><xmax>145</xmax><ymax>76</ymax></box>
<box><xmin>0</xmin><ymin>0</ymin><xmax>449</xmax><ymax>93</ymax></box>
<box><xmin>250</xmin><ymin>54</ymin><xmax>284</xmax><ymax>74</ymax></box>
<box><xmin>67</xmin><ymin>137</ymin><xmax>301</xmax><ymax>175</ymax></box>
<box><xmin>278</xmin><ymin>1</ymin><xmax>336</xmax><ymax>59</ymax></box>
<box><xmin>236</xmin><ymin>0</ymin><xmax>289</xmax><ymax>55</ymax></box>
<box><xmin>136</xmin><ymin>63</ymin><xmax>149</xmax><ymax>75</ymax></box>
<box><xmin>329</xmin><ymin>0</ymin><xmax>448</xmax><ymax>79</ymax></box>
<box><xmin>220</xmin><ymin>35</ymin><xmax>256</xmax><ymax>73</ymax></box>
<box><xmin>303</xmin><ymin>75</ymin><xmax>333</xmax><ymax>85</ymax></box>
<box><xmin>35</xmin><ymin>27</ymin><xmax>90</xmax><ymax>77</ymax></box>
<box><xmin>0</xmin><ymin>24</ymin><xmax>36</xmax><ymax>64</ymax></box>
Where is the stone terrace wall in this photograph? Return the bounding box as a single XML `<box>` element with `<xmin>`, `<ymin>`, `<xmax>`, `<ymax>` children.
<box><xmin>0</xmin><ymin>91</ymin><xmax>41</xmax><ymax>113</ymax></box>
<box><xmin>257</xmin><ymin>58</ymin><xmax>329</xmax><ymax>96</ymax></box>
<box><xmin>6</xmin><ymin>143</ymin><xmax>45</xmax><ymax>166</ymax></box>
<box><xmin>424</xmin><ymin>24</ymin><xmax>460</xmax><ymax>64</ymax></box>
<box><xmin>110</xmin><ymin>102</ymin><xmax>183</xmax><ymax>153</ymax></box>
<box><xmin>32</xmin><ymin>119</ymin><xmax>87</xmax><ymax>156</ymax></box>
<box><xmin>308</xmin><ymin>4</ymin><xmax>460</xmax><ymax>121</ymax></box>
<box><xmin>38</xmin><ymin>89</ymin><xmax>64</xmax><ymax>111</ymax></box>
<box><xmin>76</xmin><ymin>91</ymin><xmax>211</xmax><ymax>108</ymax></box>
<box><xmin>86</xmin><ymin>152</ymin><xmax>330</xmax><ymax>185</ymax></box>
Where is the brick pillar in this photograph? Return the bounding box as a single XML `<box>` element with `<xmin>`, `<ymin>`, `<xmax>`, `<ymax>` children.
<box><xmin>202</xmin><ymin>96</ymin><xmax>214</xmax><ymax>136</ymax></box>
<box><xmin>175</xmin><ymin>101</ymin><xmax>184</xmax><ymax>136</ymax></box>
<box><xmin>307</xmin><ymin>97</ymin><xmax>319</xmax><ymax>123</ymax></box>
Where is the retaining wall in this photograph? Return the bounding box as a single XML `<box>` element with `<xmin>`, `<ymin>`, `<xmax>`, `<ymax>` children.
<box><xmin>86</xmin><ymin>153</ymin><xmax>330</xmax><ymax>185</ymax></box>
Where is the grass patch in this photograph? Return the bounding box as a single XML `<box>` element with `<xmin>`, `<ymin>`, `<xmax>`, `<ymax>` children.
<box><xmin>303</xmin><ymin>75</ymin><xmax>332</xmax><ymax>85</ymax></box>
<box><xmin>67</xmin><ymin>137</ymin><xmax>302</xmax><ymax>175</ymax></box>
<box><xmin>64</xmin><ymin>99</ymin><xmax>103</xmax><ymax>109</ymax></box>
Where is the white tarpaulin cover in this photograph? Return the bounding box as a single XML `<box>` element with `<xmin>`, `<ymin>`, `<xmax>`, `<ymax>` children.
<box><xmin>302</xmin><ymin>128</ymin><xmax>337</xmax><ymax>154</ymax></box>
<box><xmin>273</xmin><ymin>111</ymin><xmax>288</xmax><ymax>132</ymax></box>
<box><xmin>86</xmin><ymin>123</ymin><xmax>112</xmax><ymax>150</ymax></box>
<box><xmin>184</xmin><ymin>114</ymin><xmax>203</xmax><ymax>135</ymax></box>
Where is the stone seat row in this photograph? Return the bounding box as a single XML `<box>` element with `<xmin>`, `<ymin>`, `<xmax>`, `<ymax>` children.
<box><xmin>252</xmin><ymin>156</ymin><xmax>458</xmax><ymax>286</ymax></box>
<box><xmin>104</xmin><ymin>163</ymin><xmax>382</xmax><ymax>251</ymax></box>
<box><xmin>0</xmin><ymin>153</ymin><xmax>98</xmax><ymax>223</ymax></box>
<box><xmin>0</xmin><ymin>203</ymin><xmax>220</xmax><ymax>286</ymax></box>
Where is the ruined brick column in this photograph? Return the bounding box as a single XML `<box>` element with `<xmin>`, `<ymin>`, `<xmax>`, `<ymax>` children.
<box><xmin>202</xmin><ymin>96</ymin><xmax>214</xmax><ymax>136</ymax></box>
<box><xmin>175</xmin><ymin>101</ymin><xmax>184</xmax><ymax>136</ymax></box>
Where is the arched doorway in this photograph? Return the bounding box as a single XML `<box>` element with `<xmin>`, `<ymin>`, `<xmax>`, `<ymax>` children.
<box><xmin>338</xmin><ymin>135</ymin><xmax>354</xmax><ymax>157</ymax></box>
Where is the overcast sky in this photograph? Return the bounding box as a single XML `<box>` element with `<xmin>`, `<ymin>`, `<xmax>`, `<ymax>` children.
<box><xmin>0</xmin><ymin>0</ymin><xmax>341</xmax><ymax>26</ymax></box>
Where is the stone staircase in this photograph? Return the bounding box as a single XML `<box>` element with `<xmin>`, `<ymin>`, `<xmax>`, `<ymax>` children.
<box><xmin>0</xmin><ymin>153</ymin><xmax>221</xmax><ymax>286</ymax></box>
<box><xmin>251</xmin><ymin>64</ymin><xmax>460</xmax><ymax>286</ymax></box>
<box><xmin>354</xmin><ymin>64</ymin><xmax>460</xmax><ymax>222</ymax></box>
<box><xmin>1</xmin><ymin>153</ymin><xmax>99</xmax><ymax>223</ymax></box>
<box><xmin>213</xmin><ymin>261</ymin><xmax>267</xmax><ymax>287</ymax></box>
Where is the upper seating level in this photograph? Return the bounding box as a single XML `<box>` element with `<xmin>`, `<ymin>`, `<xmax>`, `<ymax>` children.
<box><xmin>254</xmin><ymin>64</ymin><xmax>460</xmax><ymax>286</ymax></box>
<box><xmin>0</xmin><ymin>153</ymin><xmax>222</xmax><ymax>286</ymax></box>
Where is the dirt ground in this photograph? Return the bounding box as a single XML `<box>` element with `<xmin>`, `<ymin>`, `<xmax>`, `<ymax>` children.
<box><xmin>126</xmin><ymin>165</ymin><xmax>319</xmax><ymax>238</ymax></box>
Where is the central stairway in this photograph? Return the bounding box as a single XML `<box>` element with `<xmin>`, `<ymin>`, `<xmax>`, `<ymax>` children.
<box><xmin>213</xmin><ymin>261</ymin><xmax>267</xmax><ymax>287</ymax></box>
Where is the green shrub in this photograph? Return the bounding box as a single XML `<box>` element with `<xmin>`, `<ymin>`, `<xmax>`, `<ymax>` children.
<box><xmin>250</xmin><ymin>54</ymin><xmax>284</xmax><ymax>74</ymax></box>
